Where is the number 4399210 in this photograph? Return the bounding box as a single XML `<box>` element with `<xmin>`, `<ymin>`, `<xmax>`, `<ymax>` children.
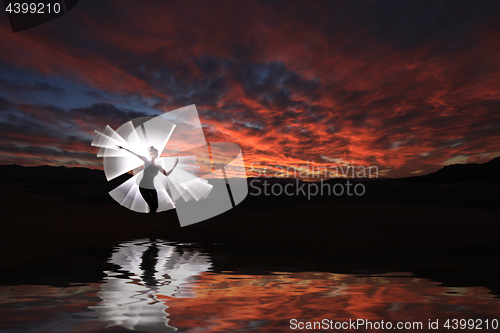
<box><xmin>5</xmin><ymin>2</ymin><xmax>62</xmax><ymax>14</ymax></box>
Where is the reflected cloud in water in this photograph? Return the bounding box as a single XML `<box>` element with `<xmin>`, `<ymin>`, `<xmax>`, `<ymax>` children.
<box><xmin>90</xmin><ymin>239</ymin><xmax>212</xmax><ymax>333</ymax></box>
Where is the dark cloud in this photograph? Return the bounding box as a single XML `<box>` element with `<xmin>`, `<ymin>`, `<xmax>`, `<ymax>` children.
<box><xmin>70</xmin><ymin>103</ymin><xmax>148</xmax><ymax>130</ymax></box>
<box><xmin>0</xmin><ymin>98</ymin><xmax>150</xmax><ymax>166</ymax></box>
<box><xmin>367</xmin><ymin>0</ymin><xmax>500</xmax><ymax>50</ymax></box>
<box><xmin>0</xmin><ymin>78</ymin><xmax>66</xmax><ymax>97</ymax></box>
<box><xmin>0</xmin><ymin>96</ymin><xmax>13</xmax><ymax>111</ymax></box>
<box><xmin>233</xmin><ymin>61</ymin><xmax>320</xmax><ymax>104</ymax></box>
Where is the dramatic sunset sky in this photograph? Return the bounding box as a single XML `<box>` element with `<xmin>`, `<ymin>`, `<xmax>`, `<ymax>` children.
<box><xmin>1</xmin><ymin>1</ymin><xmax>499</xmax><ymax>178</ymax></box>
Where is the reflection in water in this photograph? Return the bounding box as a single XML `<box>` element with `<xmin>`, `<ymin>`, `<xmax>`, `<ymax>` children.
<box><xmin>90</xmin><ymin>239</ymin><xmax>212</xmax><ymax>332</ymax></box>
<box><xmin>0</xmin><ymin>240</ymin><xmax>500</xmax><ymax>332</ymax></box>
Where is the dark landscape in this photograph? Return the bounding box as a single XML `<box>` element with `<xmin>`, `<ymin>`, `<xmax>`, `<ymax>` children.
<box><xmin>1</xmin><ymin>157</ymin><xmax>499</xmax><ymax>298</ymax></box>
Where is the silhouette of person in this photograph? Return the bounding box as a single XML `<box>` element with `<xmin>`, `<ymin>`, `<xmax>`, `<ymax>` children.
<box><xmin>117</xmin><ymin>145</ymin><xmax>178</xmax><ymax>214</ymax></box>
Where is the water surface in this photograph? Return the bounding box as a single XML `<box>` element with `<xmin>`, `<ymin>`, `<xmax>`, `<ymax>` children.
<box><xmin>1</xmin><ymin>239</ymin><xmax>499</xmax><ymax>332</ymax></box>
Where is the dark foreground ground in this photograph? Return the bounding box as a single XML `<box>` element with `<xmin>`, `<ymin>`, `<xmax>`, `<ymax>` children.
<box><xmin>1</xmin><ymin>173</ymin><xmax>499</xmax><ymax>297</ymax></box>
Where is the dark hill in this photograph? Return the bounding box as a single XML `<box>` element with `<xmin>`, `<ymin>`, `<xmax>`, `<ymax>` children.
<box><xmin>1</xmin><ymin>155</ymin><xmax>499</xmax><ymax>184</ymax></box>
<box><xmin>0</xmin><ymin>164</ymin><xmax>106</xmax><ymax>183</ymax></box>
<box><xmin>400</xmin><ymin>156</ymin><xmax>500</xmax><ymax>183</ymax></box>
